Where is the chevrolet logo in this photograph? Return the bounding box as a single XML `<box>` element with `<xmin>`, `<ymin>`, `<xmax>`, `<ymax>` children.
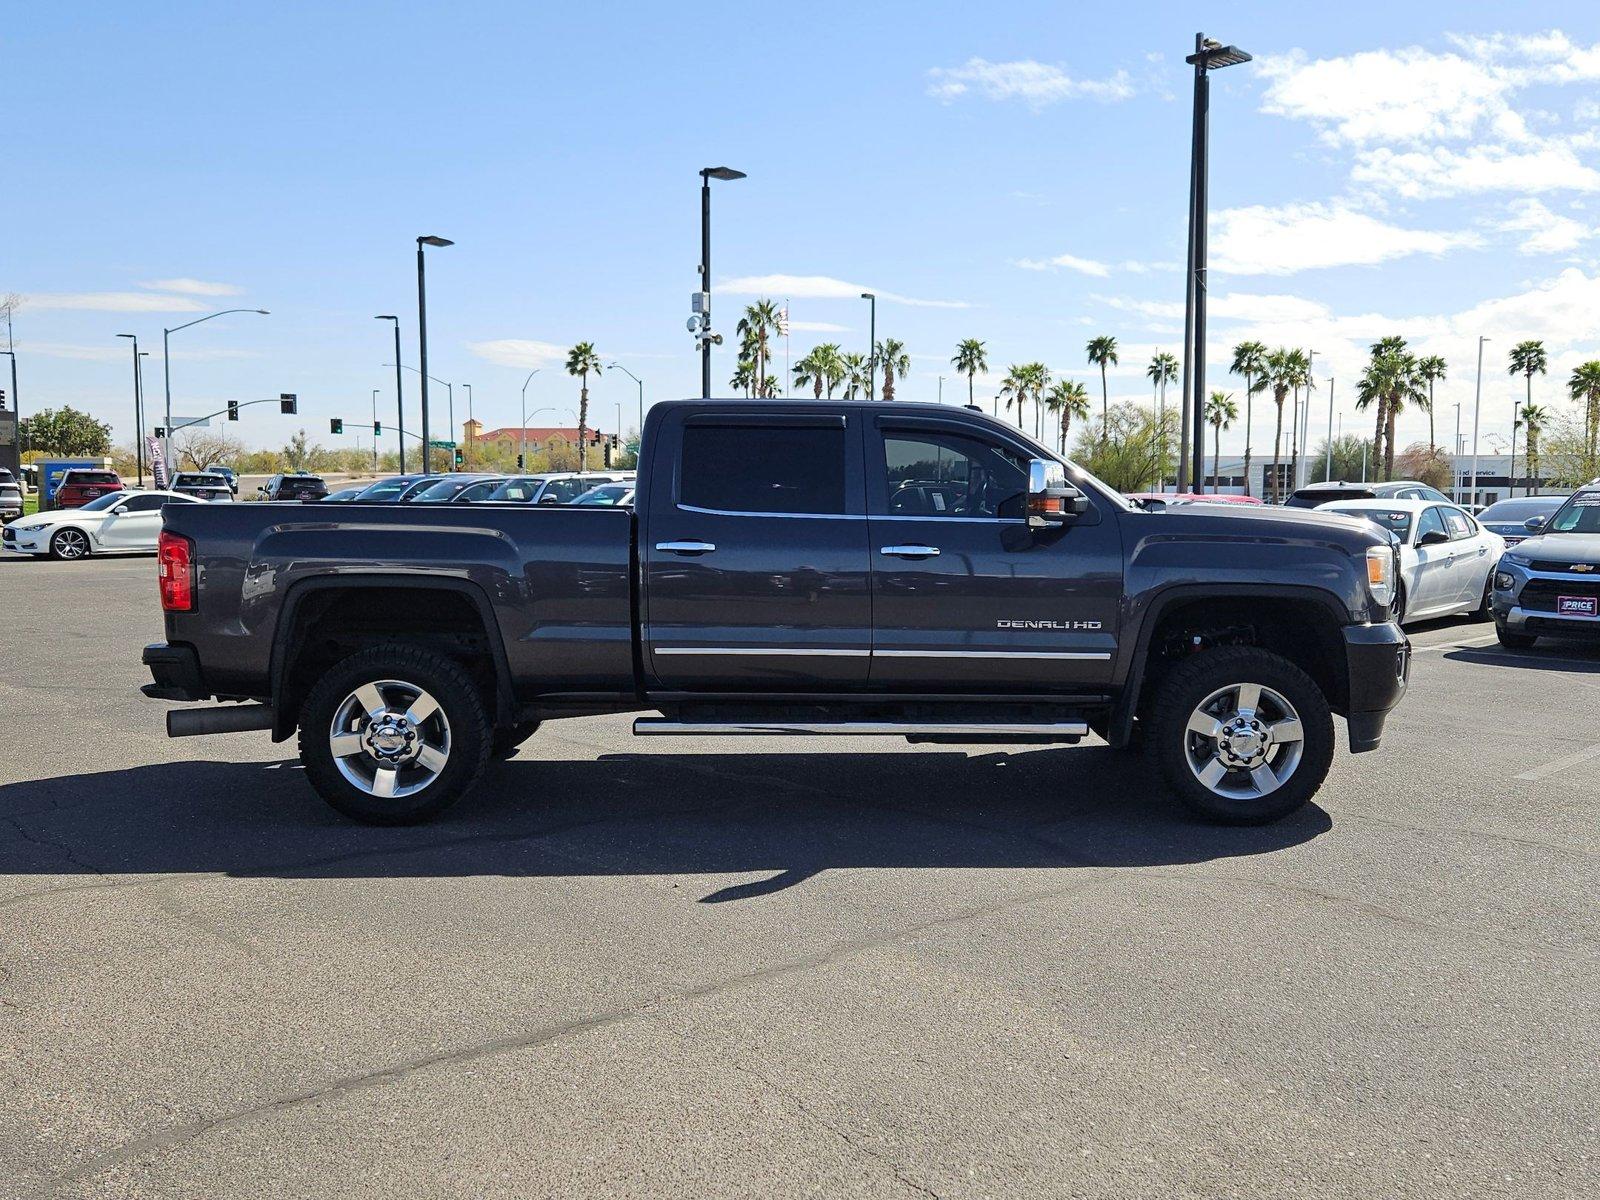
<box><xmin>1573</xmin><ymin>564</ymin><xmax>1596</xmax><ymax>572</ymax></box>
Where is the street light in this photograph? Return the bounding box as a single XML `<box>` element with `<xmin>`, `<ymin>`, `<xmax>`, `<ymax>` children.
<box><xmin>415</xmin><ymin>235</ymin><xmax>453</xmax><ymax>470</ymax></box>
<box><xmin>1470</xmin><ymin>335</ymin><xmax>1490</xmax><ymax>506</ymax></box>
<box><xmin>116</xmin><ymin>333</ymin><xmax>145</xmax><ymax>485</ymax></box>
<box><xmin>162</xmin><ymin>307</ymin><xmax>269</xmax><ymax>482</ymax></box>
<box><xmin>697</xmin><ymin>166</ymin><xmax>745</xmax><ymax>398</ymax></box>
<box><xmin>520</xmin><ymin>369</ymin><xmax>541</xmax><ymax>468</ymax></box>
<box><xmin>1178</xmin><ymin>33</ymin><xmax>1252</xmax><ymax>494</ymax></box>
<box><xmin>462</xmin><ymin>383</ymin><xmax>473</xmax><ymax>429</ymax></box>
<box><xmin>608</xmin><ymin>362</ymin><xmax>643</xmax><ymax>444</ymax></box>
<box><xmin>375</xmin><ymin>316</ymin><xmax>405</xmax><ymax>472</ymax></box>
<box><xmin>383</xmin><ymin>363</ymin><xmax>454</xmax><ymax>469</ymax></box>
<box><xmin>860</xmin><ymin>292</ymin><xmax>876</xmax><ymax>400</ymax></box>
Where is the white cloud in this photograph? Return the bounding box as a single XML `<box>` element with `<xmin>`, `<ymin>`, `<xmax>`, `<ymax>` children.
<box><xmin>1353</xmin><ymin>143</ymin><xmax>1600</xmax><ymax>199</ymax></box>
<box><xmin>1015</xmin><ymin>252</ymin><xmax>1110</xmax><ymax>276</ymax></box>
<box><xmin>927</xmin><ymin>58</ymin><xmax>1134</xmax><ymax>109</ymax></box>
<box><xmin>1095</xmin><ymin>292</ymin><xmax>1331</xmax><ymax>324</ymax></box>
<box><xmin>718</xmin><ymin>274</ymin><xmax>968</xmax><ymax>309</ymax></box>
<box><xmin>1210</xmin><ymin>201</ymin><xmax>1480</xmax><ymax>274</ymax></box>
<box><xmin>22</xmin><ymin>291</ymin><xmax>208</xmax><ymax>313</ymax></box>
<box><xmin>1498</xmin><ymin>198</ymin><xmax>1593</xmax><ymax>253</ymax></box>
<box><xmin>466</xmin><ymin>338</ymin><xmax>572</xmax><ymax>369</ymax></box>
<box><xmin>138</xmin><ymin>278</ymin><xmax>244</xmax><ymax>297</ymax></box>
<box><xmin>786</xmin><ymin>320</ymin><xmax>850</xmax><ymax>333</ymax></box>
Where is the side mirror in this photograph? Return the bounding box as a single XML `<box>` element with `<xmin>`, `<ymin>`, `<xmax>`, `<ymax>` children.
<box><xmin>1524</xmin><ymin>515</ymin><xmax>1546</xmax><ymax>532</ymax></box>
<box><xmin>1026</xmin><ymin>458</ymin><xmax>1087</xmax><ymax>527</ymax></box>
<box><xmin>1418</xmin><ymin>529</ymin><xmax>1450</xmax><ymax>547</ymax></box>
<box><xmin>537</xmin><ymin>494</ymin><xmax>560</xmax><ymax>505</ymax></box>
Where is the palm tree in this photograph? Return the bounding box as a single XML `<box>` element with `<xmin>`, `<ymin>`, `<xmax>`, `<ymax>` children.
<box><xmin>737</xmin><ymin>300</ymin><xmax>784</xmax><ymax>397</ymax></box>
<box><xmin>730</xmin><ymin>360</ymin><xmax>756</xmax><ymax>397</ymax></box>
<box><xmin>1147</xmin><ymin>352</ymin><xmax>1179</xmax><ymax>470</ymax></box>
<box><xmin>1521</xmin><ymin>403</ymin><xmax>1549</xmax><ymax>491</ymax></box>
<box><xmin>1205</xmin><ymin>390</ymin><xmax>1239</xmax><ymax>493</ymax></box>
<box><xmin>998</xmin><ymin>365</ymin><xmax>1027</xmax><ymax>428</ymax></box>
<box><xmin>1355</xmin><ymin>338</ymin><xmax>1423</xmax><ymax>482</ymax></box>
<box><xmin>1285</xmin><ymin>348</ymin><xmax>1313</xmax><ymax>491</ymax></box>
<box><xmin>1259</xmin><ymin>348</ymin><xmax>1296</xmax><ymax>502</ymax></box>
<box><xmin>1229</xmin><ymin>340</ymin><xmax>1269</xmax><ymax>497</ymax></box>
<box><xmin>875</xmin><ymin>338</ymin><xmax>911</xmax><ymax>401</ymax></box>
<box><xmin>1086</xmin><ymin>335</ymin><xmax>1118</xmax><ymax>438</ymax></box>
<box><xmin>794</xmin><ymin>343</ymin><xmax>847</xmax><ymax>399</ymax></box>
<box><xmin>564</xmin><ymin>341</ymin><xmax>602</xmax><ymax>470</ymax></box>
<box><xmin>1417</xmin><ymin>354</ymin><xmax>1447</xmax><ymax>454</ymax></box>
<box><xmin>1021</xmin><ymin>362</ymin><xmax>1051</xmax><ymax>438</ymax></box>
<box><xmin>952</xmin><ymin>338</ymin><xmax>988</xmax><ymax>411</ymax></box>
<box><xmin>841</xmin><ymin>352</ymin><xmax>869</xmax><ymax>400</ymax></box>
<box><xmin>1568</xmin><ymin>360</ymin><xmax>1600</xmax><ymax>465</ymax></box>
<box><xmin>1044</xmin><ymin>380</ymin><xmax>1091</xmax><ymax>453</ymax></box>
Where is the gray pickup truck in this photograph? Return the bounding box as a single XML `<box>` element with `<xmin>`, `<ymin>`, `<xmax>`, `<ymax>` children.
<box><xmin>143</xmin><ymin>400</ymin><xmax>1410</xmax><ymax>826</ymax></box>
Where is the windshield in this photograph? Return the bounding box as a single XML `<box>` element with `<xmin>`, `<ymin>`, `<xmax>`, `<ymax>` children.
<box><xmin>484</xmin><ymin>477</ymin><xmax>542</xmax><ymax>502</ymax></box>
<box><xmin>411</xmin><ymin>478</ymin><xmax>476</xmax><ymax>501</ymax></box>
<box><xmin>356</xmin><ymin>479</ymin><xmax>413</xmax><ymax>501</ymax></box>
<box><xmin>77</xmin><ymin>492</ymin><xmax>125</xmax><ymax>512</ymax></box>
<box><xmin>1545</xmin><ymin>490</ymin><xmax>1600</xmax><ymax>534</ymax></box>
<box><xmin>1479</xmin><ymin>498</ymin><xmax>1562</xmax><ymax>523</ymax></box>
<box><xmin>1335</xmin><ymin>507</ymin><xmax>1413</xmax><ymax>540</ymax></box>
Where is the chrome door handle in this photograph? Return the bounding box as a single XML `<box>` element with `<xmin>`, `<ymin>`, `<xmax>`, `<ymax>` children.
<box><xmin>880</xmin><ymin>544</ymin><xmax>941</xmax><ymax>558</ymax></box>
<box><xmin>655</xmin><ymin>540</ymin><xmax>716</xmax><ymax>555</ymax></box>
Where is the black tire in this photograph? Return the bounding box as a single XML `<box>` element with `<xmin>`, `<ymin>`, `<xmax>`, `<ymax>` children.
<box><xmin>49</xmin><ymin>527</ymin><xmax>91</xmax><ymax>560</ymax></box>
<box><xmin>298</xmin><ymin>644</ymin><xmax>491</xmax><ymax>825</ymax></box>
<box><xmin>1495</xmin><ymin>621</ymin><xmax>1536</xmax><ymax>650</ymax></box>
<box><xmin>1146</xmin><ymin>645</ymin><xmax>1334</xmax><ymax>825</ymax></box>
<box><xmin>491</xmin><ymin>720</ymin><xmax>541</xmax><ymax>760</ymax></box>
<box><xmin>1471</xmin><ymin>571</ymin><xmax>1493</xmax><ymax>621</ymax></box>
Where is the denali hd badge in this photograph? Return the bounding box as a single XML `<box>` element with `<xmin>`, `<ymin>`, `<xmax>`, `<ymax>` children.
<box><xmin>997</xmin><ymin>619</ymin><xmax>1103</xmax><ymax>630</ymax></box>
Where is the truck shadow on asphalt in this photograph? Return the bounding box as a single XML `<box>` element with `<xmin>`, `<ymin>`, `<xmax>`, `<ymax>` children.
<box><xmin>0</xmin><ymin>746</ymin><xmax>1331</xmax><ymax>903</ymax></box>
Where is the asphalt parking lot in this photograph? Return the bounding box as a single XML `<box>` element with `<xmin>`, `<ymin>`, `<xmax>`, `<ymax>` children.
<box><xmin>2</xmin><ymin>550</ymin><xmax>1596</xmax><ymax>1199</ymax></box>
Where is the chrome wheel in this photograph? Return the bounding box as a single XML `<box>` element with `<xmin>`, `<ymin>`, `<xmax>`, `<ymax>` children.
<box><xmin>329</xmin><ymin>679</ymin><xmax>452</xmax><ymax>799</ymax></box>
<box><xmin>53</xmin><ymin>528</ymin><xmax>89</xmax><ymax>559</ymax></box>
<box><xmin>1183</xmin><ymin>681</ymin><xmax>1305</xmax><ymax>800</ymax></box>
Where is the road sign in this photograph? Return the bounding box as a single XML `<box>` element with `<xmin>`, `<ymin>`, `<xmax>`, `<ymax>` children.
<box><xmin>428</xmin><ymin>439</ymin><xmax>456</xmax><ymax>449</ymax></box>
<box><xmin>170</xmin><ymin>415</ymin><xmax>211</xmax><ymax>429</ymax></box>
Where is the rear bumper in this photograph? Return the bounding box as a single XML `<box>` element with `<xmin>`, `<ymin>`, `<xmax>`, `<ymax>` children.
<box><xmin>141</xmin><ymin>642</ymin><xmax>210</xmax><ymax>701</ymax></box>
<box><xmin>1342</xmin><ymin>622</ymin><xmax>1410</xmax><ymax>753</ymax></box>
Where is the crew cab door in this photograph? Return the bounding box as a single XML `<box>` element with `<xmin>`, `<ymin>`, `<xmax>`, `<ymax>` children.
<box><xmin>865</xmin><ymin>416</ymin><xmax>1122</xmax><ymax>692</ymax></box>
<box><xmin>641</xmin><ymin>410</ymin><xmax>871</xmax><ymax>690</ymax></box>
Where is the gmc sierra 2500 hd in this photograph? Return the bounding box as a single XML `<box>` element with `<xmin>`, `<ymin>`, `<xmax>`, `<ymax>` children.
<box><xmin>142</xmin><ymin>400</ymin><xmax>1410</xmax><ymax>826</ymax></box>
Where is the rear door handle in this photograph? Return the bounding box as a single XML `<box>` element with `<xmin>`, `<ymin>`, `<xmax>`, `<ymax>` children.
<box><xmin>879</xmin><ymin>544</ymin><xmax>941</xmax><ymax>558</ymax></box>
<box><xmin>655</xmin><ymin>540</ymin><xmax>716</xmax><ymax>555</ymax></box>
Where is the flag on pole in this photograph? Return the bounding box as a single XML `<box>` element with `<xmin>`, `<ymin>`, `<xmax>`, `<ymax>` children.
<box><xmin>147</xmin><ymin>434</ymin><xmax>168</xmax><ymax>489</ymax></box>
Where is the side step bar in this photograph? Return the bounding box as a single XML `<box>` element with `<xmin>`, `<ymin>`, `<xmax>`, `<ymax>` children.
<box><xmin>633</xmin><ymin>718</ymin><xmax>1087</xmax><ymax>740</ymax></box>
<box><xmin>167</xmin><ymin>704</ymin><xmax>276</xmax><ymax>738</ymax></box>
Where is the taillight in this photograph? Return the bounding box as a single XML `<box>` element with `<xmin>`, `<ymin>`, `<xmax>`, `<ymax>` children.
<box><xmin>158</xmin><ymin>531</ymin><xmax>195</xmax><ymax>612</ymax></box>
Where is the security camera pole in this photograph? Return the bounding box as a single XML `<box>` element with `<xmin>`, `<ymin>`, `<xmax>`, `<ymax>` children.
<box><xmin>1178</xmin><ymin>33</ymin><xmax>1250</xmax><ymax>493</ymax></box>
<box><xmin>697</xmin><ymin>166</ymin><xmax>745</xmax><ymax>398</ymax></box>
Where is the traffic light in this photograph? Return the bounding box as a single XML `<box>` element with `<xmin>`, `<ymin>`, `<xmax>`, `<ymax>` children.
<box><xmin>0</xmin><ymin>388</ymin><xmax>7</xmax><ymax>409</ymax></box>
<box><xmin>154</xmin><ymin>426</ymin><xmax>166</xmax><ymax>438</ymax></box>
<box><xmin>454</xmin><ymin>448</ymin><xmax>464</xmax><ymax>466</ymax></box>
<box><xmin>280</xmin><ymin>393</ymin><xmax>297</xmax><ymax>414</ymax></box>
<box><xmin>373</xmin><ymin>421</ymin><xmax>382</xmax><ymax>437</ymax></box>
<box><xmin>330</xmin><ymin>418</ymin><xmax>344</xmax><ymax>435</ymax></box>
<box><xmin>516</xmin><ymin>453</ymin><xmax>525</xmax><ymax>470</ymax></box>
<box><xmin>227</xmin><ymin>400</ymin><xmax>239</xmax><ymax>421</ymax></box>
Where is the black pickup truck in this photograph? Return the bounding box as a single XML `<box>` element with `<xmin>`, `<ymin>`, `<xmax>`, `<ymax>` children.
<box><xmin>143</xmin><ymin>400</ymin><xmax>1410</xmax><ymax>826</ymax></box>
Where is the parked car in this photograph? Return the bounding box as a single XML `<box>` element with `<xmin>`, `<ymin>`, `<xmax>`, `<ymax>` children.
<box><xmin>350</xmin><ymin>474</ymin><xmax>443</xmax><ymax>503</ymax></box>
<box><xmin>1475</xmin><ymin>496</ymin><xmax>1567</xmax><ymax>547</ymax></box>
<box><xmin>408</xmin><ymin>474</ymin><xmax>506</xmax><ymax>503</ymax></box>
<box><xmin>1125</xmin><ymin>492</ymin><xmax>1264</xmax><ymax>511</ymax></box>
<box><xmin>3</xmin><ymin>490</ymin><xmax>201</xmax><ymax>559</ymax></box>
<box><xmin>1285</xmin><ymin>480</ymin><xmax>1453</xmax><ymax>509</ymax></box>
<box><xmin>170</xmin><ymin>472</ymin><xmax>235</xmax><ymax>502</ymax></box>
<box><xmin>570</xmin><ymin>482</ymin><xmax>635</xmax><ymax>506</ymax></box>
<box><xmin>0</xmin><ymin>468</ymin><xmax>22</xmax><ymax>523</ymax></box>
<box><xmin>322</xmin><ymin>486</ymin><xmax>368</xmax><ymax>502</ymax></box>
<box><xmin>257</xmin><ymin>472</ymin><xmax>330</xmax><ymax>502</ymax></box>
<box><xmin>1322</xmin><ymin>499</ymin><xmax>1504</xmax><ymax>625</ymax></box>
<box><xmin>1492</xmin><ymin>485</ymin><xmax>1600</xmax><ymax>648</ymax></box>
<box><xmin>202</xmin><ymin>465</ymin><xmax>240</xmax><ymax>494</ymax></box>
<box><xmin>143</xmin><ymin>399</ymin><xmax>1409</xmax><ymax>828</ymax></box>
<box><xmin>54</xmin><ymin>469</ymin><xmax>124</xmax><ymax>509</ymax></box>
<box><xmin>526</xmin><ymin>472</ymin><xmax>636</xmax><ymax>505</ymax></box>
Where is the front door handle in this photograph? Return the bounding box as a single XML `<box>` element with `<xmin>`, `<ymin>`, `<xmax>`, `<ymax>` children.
<box><xmin>655</xmin><ymin>540</ymin><xmax>716</xmax><ymax>555</ymax></box>
<box><xmin>879</xmin><ymin>544</ymin><xmax>941</xmax><ymax>558</ymax></box>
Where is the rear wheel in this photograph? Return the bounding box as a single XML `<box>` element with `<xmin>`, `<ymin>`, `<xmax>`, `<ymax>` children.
<box><xmin>1147</xmin><ymin>646</ymin><xmax>1334</xmax><ymax>825</ymax></box>
<box><xmin>49</xmin><ymin>527</ymin><xmax>91</xmax><ymax>560</ymax></box>
<box><xmin>299</xmin><ymin>645</ymin><xmax>490</xmax><ymax>825</ymax></box>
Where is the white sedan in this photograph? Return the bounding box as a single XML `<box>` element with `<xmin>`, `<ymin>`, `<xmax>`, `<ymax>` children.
<box><xmin>1</xmin><ymin>490</ymin><xmax>202</xmax><ymax>560</ymax></box>
<box><xmin>1323</xmin><ymin>499</ymin><xmax>1506</xmax><ymax>626</ymax></box>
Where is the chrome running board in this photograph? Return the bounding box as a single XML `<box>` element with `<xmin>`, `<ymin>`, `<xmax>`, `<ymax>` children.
<box><xmin>632</xmin><ymin>718</ymin><xmax>1088</xmax><ymax>739</ymax></box>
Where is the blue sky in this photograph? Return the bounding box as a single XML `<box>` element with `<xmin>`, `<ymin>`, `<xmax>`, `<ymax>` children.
<box><xmin>8</xmin><ymin>1</ymin><xmax>1600</xmax><ymax>459</ymax></box>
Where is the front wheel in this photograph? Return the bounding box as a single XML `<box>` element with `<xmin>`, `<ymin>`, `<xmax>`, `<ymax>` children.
<box><xmin>1495</xmin><ymin>621</ymin><xmax>1536</xmax><ymax>650</ymax></box>
<box><xmin>299</xmin><ymin>645</ymin><xmax>491</xmax><ymax>825</ymax></box>
<box><xmin>1471</xmin><ymin>571</ymin><xmax>1494</xmax><ymax>621</ymax></box>
<box><xmin>49</xmin><ymin>527</ymin><xmax>91</xmax><ymax>560</ymax></box>
<box><xmin>1146</xmin><ymin>646</ymin><xmax>1334</xmax><ymax>825</ymax></box>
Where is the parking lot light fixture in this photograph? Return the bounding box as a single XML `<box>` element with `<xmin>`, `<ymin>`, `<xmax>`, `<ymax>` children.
<box><xmin>608</xmin><ymin>362</ymin><xmax>644</xmax><ymax>443</ymax></box>
<box><xmin>699</xmin><ymin>167</ymin><xmax>746</xmax><ymax>398</ymax></box>
<box><xmin>116</xmin><ymin>334</ymin><xmax>145</xmax><ymax>485</ymax></box>
<box><xmin>161</xmin><ymin>307</ymin><xmax>269</xmax><ymax>483</ymax></box>
<box><xmin>415</xmin><ymin>236</ymin><xmax>453</xmax><ymax>469</ymax></box>
<box><xmin>520</xmin><ymin>369</ymin><xmax>541</xmax><ymax>468</ymax></box>
<box><xmin>376</xmin><ymin>316</ymin><xmax>405</xmax><ymax>471</ymax></box>
<box><xmin>861</xmin><ymin>293</ymin><xmax>876</xmax><ymax>400</ymax></box>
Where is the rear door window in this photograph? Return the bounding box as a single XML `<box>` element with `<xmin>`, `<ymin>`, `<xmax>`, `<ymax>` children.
<box><xmin>679</xmin><ymin>424</ymin><xmax>846</xmax><ymax>515</ymax></box>
<box><xmin>1444</xmin><ymin>509</ymin><xmax>1474</xmax><ymax>540</ymax></box>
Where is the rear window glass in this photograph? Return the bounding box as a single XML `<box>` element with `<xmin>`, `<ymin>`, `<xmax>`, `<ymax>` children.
<box><xmin>680</xmin><ymin>424</ymin><xmax>846</xmax><ymax>515</ymax></box>
<box><xmin>1345</xmin><ymin>509</ymin><xmax>1412</xmax><ymax>540</ymax></box>
<box><xmin>65</xmin><ymin>472</ymin><xmax>118</xmax><ymax>485</ymax></box>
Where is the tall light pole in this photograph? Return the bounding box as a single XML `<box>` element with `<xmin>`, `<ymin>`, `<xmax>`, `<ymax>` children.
<box><xmin>861</xmin><ymin>292</ymin><xmax>877</xmax><ymax>400</ymax></box>
<box><xmin>697</xmin><ymin>166</ymin><xmax>745</xmax><ymax>398</ymax></box>
<box><xmin>462</xmin><ymin>383</ymin><xmax>473</xmax><ymax>429</ymax></box>
<box><xmin>608</xmin><ymin>362</ymin><xmax>644</xmax><ymax>444</ymax></box>
<box><xmin>1178</xmin><ymin>33</ymin><xmax>1252</xmax><ymax>493</ymax></box>
<box><xmin>1299</xmin><ymin>348</ymin><xmax>1319</xmax><ymax>488</ymax></box>
<box><xmin>116</xmin><ymin>333</ymin><xmax>145</xmax><ymax>485</ymax></box>
<box><xmin>371</xmin><ymin>389</ymin><xmax>380</xmax><ymax>471</ymax></box>
<box><xmin>1</xmin><ymin>302</ymin><xmax>19</xmax><ymax>476</ymax></box>
<box><xmin>938</xmin><ymin>375</ymin><xmax>945</xmax><ymax>404</ymax></box>
<box><xmin>415</xmin><ymin>235</ymin><xmax>453</xmax><ymax>471</ymax></box>
<box><xmin>1469</xmin><ymin>335</ymin><xmax>1490</xmax><ymax>507</ymax></box>
<box><xmin>162</xmin><ymin>307</ymin><xmax>269</xmax><ymax>483</ymax></box>
<box><xmin>1324</xmin><ymin>375</ymin><xmax>1335</xmax><ymax>483</ymax></box>
<box><xmin>519</xmin><ymin>369</ymin><xmax>541</xmax><ymax>469</ymax></box>
<box><xmin>375</xmin><ymin>316</ymin><xmax>405</xmax><ymax>472</ymax></box>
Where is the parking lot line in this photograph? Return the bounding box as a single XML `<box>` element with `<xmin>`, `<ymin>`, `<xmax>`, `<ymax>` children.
<box><xmin>1411</xmin><ymin>633</ymin><xmax>1499</xmax><ymax>654</ymax></box>
<box><xmin>1515</xmin><ymin>741</ymin><xmax>1600</xmax><ymax>781</ymax></box>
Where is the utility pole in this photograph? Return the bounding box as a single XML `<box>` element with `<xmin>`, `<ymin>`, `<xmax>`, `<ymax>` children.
<box><xmin>1469</xmin><ymin>335</ymin><xmax>1489</xmax><ymax>508</ymax></box>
